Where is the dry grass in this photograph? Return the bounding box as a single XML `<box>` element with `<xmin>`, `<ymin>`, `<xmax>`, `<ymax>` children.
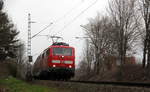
<box><xmin>75</xmin><ymin>64</ymin><xmax>150</xmax><ymax>82</ymax></box>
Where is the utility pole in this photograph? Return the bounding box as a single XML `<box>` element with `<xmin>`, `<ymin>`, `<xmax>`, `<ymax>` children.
<box><xmin>27</xmin><ymin>13</ymin><xmax>35</xmax><ymax>62</ymax></box>
<box><xmin>26</xmin><ymin>13</ymin><xmax>36</xmax><ymax>81</ymax></box>
<box><xmin>27</xmin><ymin>13</ymin><xmax>31</xmax><ymax>62</ymax></box>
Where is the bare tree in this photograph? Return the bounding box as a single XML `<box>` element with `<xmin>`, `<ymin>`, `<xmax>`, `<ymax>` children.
<box><xmin>79</xmin><ymin>0</ymin><xmax>141</xmax><ymax>80</ymax></box>
<box><xmin>138</xmin><ymin>0</ymin><xmax>150</xmax><ymax>68</ymax></box>
<box><xmin>75</xmin><ymin>40</ymin><xmax>94</xmax><ymax>80</ymax></box>
<box><xmin>82</xmin><ymin>15</ymin><xmax>116</xmax><ymax>75</ymax></box>
<box><xmin>16</xmin><ymin>41</ymin><xmax>26</xmax><ymax>64</ymax></box>
<box><xmin>108</xmin><ymin>0</ymin><xmax>140</xmax><ymax>66</ymax></box>
<box><xmin>83</xmin><ymin>39</ymin><xmax>94</xmax><ymax>73</ymax></box>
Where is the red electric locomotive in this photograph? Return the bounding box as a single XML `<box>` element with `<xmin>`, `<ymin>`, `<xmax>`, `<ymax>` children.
<box><xmin>32</xmin><ymin>42</ymin><xmax>75</xmax><ymax>80</ymax></box>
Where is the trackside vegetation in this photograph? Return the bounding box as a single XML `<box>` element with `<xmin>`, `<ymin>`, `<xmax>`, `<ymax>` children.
<box><xmin>0</xmin><ymin>77</ymin><xmax>65</xmax><ymax>92</ymax></box>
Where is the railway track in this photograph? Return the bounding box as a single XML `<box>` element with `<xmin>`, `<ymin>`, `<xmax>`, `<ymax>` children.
<box><xmin>69</xmin><ymin>80</ymin><xmax>150</xmax><ymax>88</ymax></box>
<box><xmin>31</xmin><ymin>80</ymin><xmax>150</xmax><ymax>92</ymax></box>
<box><xmin>33</xmin><ymin>79</ymin><xmax>150</xmax><ymax>88</ymax></box>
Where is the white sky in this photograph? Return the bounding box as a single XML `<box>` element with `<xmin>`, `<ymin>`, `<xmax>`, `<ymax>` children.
<box><xmin>4</xmin><ymin>0</ymin><xmax>108</xmax><ymax>65</ymax></box>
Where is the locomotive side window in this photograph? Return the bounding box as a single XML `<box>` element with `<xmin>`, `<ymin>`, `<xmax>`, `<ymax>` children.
<box><xmin>46</xmin><ymin>48</ymin><xmax>49</xmax><ymax>56</ymax></box>
<box><xmin>42</xmin><ymin>53</ymin><xmax>44</xmax><ymax>59</ymax></box>
<box><xmin>53</xmin><ymin>48</ymin><xmax>72</xmax><ymax>56</ymax></box>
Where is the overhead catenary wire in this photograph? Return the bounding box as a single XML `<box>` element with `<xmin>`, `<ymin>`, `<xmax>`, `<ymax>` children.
<box><xmin>31</xmin><ymin>22</ymin><xmax>53</xmax><ymax>39</ymax></box>
<box><xmin>31</xmin><ymin>1</ymin><xmax>84</xmax><ymax>39</ymax></box>
<box><xmin>53</xmin><ymin>1</ymin><xmax>84</xmax><ymax>24</ymax></box>
<box><xmin>53</xmin><ymin>0</ymin><xmax>98</xmax><ymax>36</ymax></box>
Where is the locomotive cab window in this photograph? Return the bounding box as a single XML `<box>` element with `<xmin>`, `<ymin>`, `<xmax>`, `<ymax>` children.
<box><xmin>53</xmin><ymin>48</ymin><xmax>72</xmax><ymax>56</ymax></box>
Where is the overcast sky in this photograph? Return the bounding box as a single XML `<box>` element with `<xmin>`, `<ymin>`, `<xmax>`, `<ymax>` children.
<box><xmin>4</xmin><ymin>0</ymin><xmax>108</xmax><ymax>65</ymax></box>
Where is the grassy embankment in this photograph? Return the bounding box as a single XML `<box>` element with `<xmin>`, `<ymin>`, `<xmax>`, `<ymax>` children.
<box><xmin>0</xmin><ymin>77</ymin><xmax>68</xmax><ymax>92</ymax></box>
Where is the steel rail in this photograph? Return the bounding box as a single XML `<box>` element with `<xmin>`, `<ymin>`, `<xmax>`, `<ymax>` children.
<box><xmin>69</xmin><ymin>80</ymin><xmax>150</xmax><ymax>88</ymax></box>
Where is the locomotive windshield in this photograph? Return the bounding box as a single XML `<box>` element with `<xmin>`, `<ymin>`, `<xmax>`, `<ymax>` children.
<box><xmin>53</xmin><ymin>48</ymin><xmax>72</xmax><ymax>56</ymax></box>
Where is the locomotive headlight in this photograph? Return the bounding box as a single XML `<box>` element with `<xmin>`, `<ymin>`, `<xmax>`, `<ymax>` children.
<box><xmin>52</xmin><ymin>60</ymin><xmax>60</xmax><ymax>63</ymax></box>
<box><xmin>64</xmin><ymin>61</ymin><xmax>73</xmax><ymax>64</ymax></box>
<box><xmin>53</xmin><ymin>65</ymin><xmax>56</xmax><ymax>67</ymax></box>
<box><xmin>69</xmin><ymin>65</ymin><xmax>72</xmax><ymax>68</ymax></box>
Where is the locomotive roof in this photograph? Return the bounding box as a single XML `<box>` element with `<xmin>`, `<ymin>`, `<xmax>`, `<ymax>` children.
<box><xmin>41</xmin><ymin>42</ymin><xmax>74</xmax><ymax>54</ymax></box>
<box><xmin>50</xmin><ymin>45</ymin><xmax>74</xmax><ymax>48</ymax></box>
<box><xmin>52</xmin><ymin>42</ymin><xmax>69</xmax><ymax>46</ymax></box>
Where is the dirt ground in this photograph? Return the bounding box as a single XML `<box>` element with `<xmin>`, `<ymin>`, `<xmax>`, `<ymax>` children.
<box><xmin>31</xmin><ymin>80</ymin><xmax>150</xmax><ymax>92</ymax></box>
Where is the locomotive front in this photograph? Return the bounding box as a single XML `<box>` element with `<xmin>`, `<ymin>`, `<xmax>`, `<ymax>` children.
<box><xmin>33</xmin><ymin>42</ymin><xmax>75</xmax><ymax>80</ymax></box>
<box><xmin>48</xmin><ymin>42</ymin><xmax>75</xmax><ymax>79</ymax></box>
